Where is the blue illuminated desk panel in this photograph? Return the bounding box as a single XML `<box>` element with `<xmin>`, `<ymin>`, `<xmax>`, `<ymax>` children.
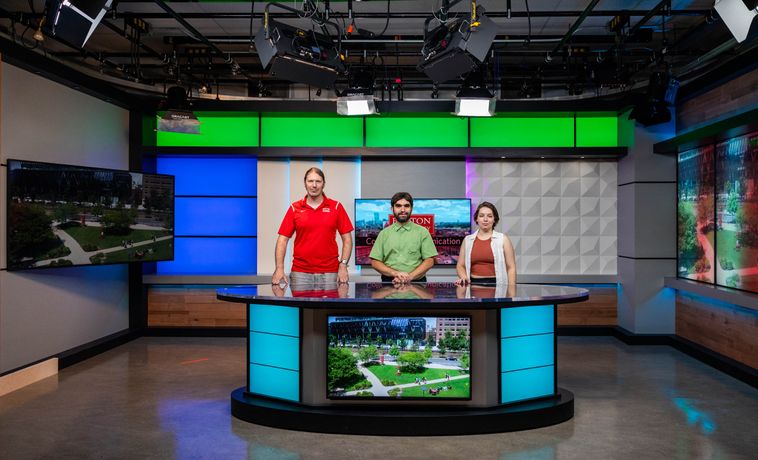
<box><xmin>217</xmin><ymin>282</ymin><xmax>588</xmax><ymax>435</ymax></box>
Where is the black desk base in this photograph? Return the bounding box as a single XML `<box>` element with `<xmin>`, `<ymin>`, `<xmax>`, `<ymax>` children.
<box><xmin>231</xmin><ymin>387</ymin><xmax>574</xmax><ymax>436</ymax></box>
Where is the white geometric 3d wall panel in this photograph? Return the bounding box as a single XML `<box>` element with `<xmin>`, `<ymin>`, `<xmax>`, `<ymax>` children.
<box><xmin>466</xmin><ymin>161</ymin><xmax>617</xmax><ymax>275</ymax></box>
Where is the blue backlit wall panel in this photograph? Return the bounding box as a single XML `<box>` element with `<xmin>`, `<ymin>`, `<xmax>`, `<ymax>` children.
<box><xmin>157</xmin><ymin>156</ymin><xmax>257</xmax><ymax>275</ymax></box>
<box><xmin>175</xmin><ymin>198</ymin><xmax>257</xmax><ymax>236</ymax></box>
<box><xmin>157</xmin><ymin>238</ymin><xmax>257</xmax><ymax>275</ymax></box>
<box><xmin>156</xmin><ymin>156</ymin><xmax>257</xmax><ymax>196</ymax></box>
<box><xmin>248</xmin><ymin>304</ymin><xmax>300</xmax><ymax>402</ymax></box>
<box><xmin>500</xmin><ymin>305</ymin><xmax>556</xmax><ymax>404</ymax></box>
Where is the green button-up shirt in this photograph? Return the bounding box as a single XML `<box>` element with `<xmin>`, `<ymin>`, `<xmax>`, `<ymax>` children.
<box><xmin>369</xmin><ymin>221</ymin><xmax>438</xmax><ymax>273</ymax></box>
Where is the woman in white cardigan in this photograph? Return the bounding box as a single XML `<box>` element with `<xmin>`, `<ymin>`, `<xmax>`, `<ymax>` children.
<box><xmin>455</xmin><ymin>202</ymin><xmax>517</xmax><ymax>286</ymax></box>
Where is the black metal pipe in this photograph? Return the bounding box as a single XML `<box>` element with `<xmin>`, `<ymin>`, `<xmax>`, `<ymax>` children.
<box><xmin>151</xmin><ymin>0</ymin><xmax>255</xmax><ymax>81</ymax></box>
<box><xmin>550</xmin><ymin>0</ymin><xmax>601</xmax><ymax>55</ymax></box>
<box><xmin>0</xmin><ymin>10</ymin><xmax>708</xmax><ymax>20</ymax></box>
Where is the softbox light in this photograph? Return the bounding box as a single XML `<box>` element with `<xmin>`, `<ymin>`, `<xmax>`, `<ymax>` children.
<box><xmin>44</xmin><ymin>0</ymin><xmax>113</xmax><ymax>48</ymax></box>
<box><xmin>714</xmin><ymin>0</ymin><xmax>758</xmax><ymax>43</ymax></box>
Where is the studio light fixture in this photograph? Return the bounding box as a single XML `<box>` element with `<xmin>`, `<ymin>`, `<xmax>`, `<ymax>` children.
<box><xmin>337</xmin><ymin>69</ymin><xmax>377</xmax><ymax>116</ymax></box>
<box><xmin>254</xmin><ymin>2</ymin><xmax>345</xmax><ymax>89</ymax></box>
<box><xmin>44</xmin><ymin>0</ymin><xmax>113</xmax><ymax>48</ymax></box>
<box><xmin>337</xmin><ymin>95</ymin><xmax>376</xmax><ymax>116</ymax></box>
<box><xmin>157</xmin><ymin>86</ymin><xmax>201</xmax><ymax>134</ymax></box>
<box><xmin>714</xmin><ymin>0</ymin><xmax>758</xmax><ymax>43</ymax></box>
<box><xmin>454</xmin><ymin>69</ymin><xmax>495</xmax><ymax>117</ymax></box>
<box><xmin>417</xmin><ymin>1</ymin><xmax>498</xmax><ymax>82</ymax></box>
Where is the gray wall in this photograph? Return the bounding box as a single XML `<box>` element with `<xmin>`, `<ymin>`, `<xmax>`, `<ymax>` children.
<box><xmin>361</xmin><ymin>160</ymin><xmax>466</xmax><ymax>198</ymax></box>
<box><xmin>617</xmin><ymin>119</ymin><xmax>677</xmax><ymax>334</ymax></box>
<box><xmin>0</xmin><ymin>62</ymin><xmax>130</xmax><ymax>373</ymax></box>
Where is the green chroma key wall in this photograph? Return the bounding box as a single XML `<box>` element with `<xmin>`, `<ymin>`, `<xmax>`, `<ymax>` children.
<box><xmin>148</xmin><ymin>112</ymin><xmax>633</xmax><ymax>148</ymax></box>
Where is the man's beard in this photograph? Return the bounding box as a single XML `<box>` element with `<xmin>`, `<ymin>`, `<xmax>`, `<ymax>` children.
<box><xmin>394</xmin><ymin>212</ymin><xmax>410</xmax><ymax>223</ymax></box>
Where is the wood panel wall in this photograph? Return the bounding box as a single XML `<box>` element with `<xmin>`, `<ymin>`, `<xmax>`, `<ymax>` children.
<box><xmin>676</xmin><ymin>294</ymin><xmax>758</xmax><ymax>369</ymax></box>
<box><xmin>148</xmin><ymin>287</ymin><xmax>246</xmax><ymax>327</ymax></box>
<box><xmin>147</xmin><ymin>285</ymin><xmax>618</xmax><ymax>328</ymax></box>
<box><xmin>677</xmin><ymin>68</ymin><xmax>758</xmax><ymax>132</ymax></box>
<box><xmin>557</xmin><ymin>285</ymin><xmax>617</xmax><ymax>326</ymax></box>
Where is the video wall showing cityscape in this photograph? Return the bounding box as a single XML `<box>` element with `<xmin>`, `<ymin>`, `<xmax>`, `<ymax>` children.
<box><xmin>715</xmin><ymin>132</ymin><xmax>757</xmax><ymax>292</ymax></box>
<box><xmin>678</xmin><ymin>145</ymin><xmax>715</xmax><ymax>283</ymax></box>
<box><xmin>354</xmin><ymin>199</ymin><xmax>471</xmax><ymax>265</ymax></box>
<box><xmin>7</xmin><ymin>159</ymin><xmax>174</xmax><ymax>270</ymax></box>
<box><xmin>327</xmin><ymin>316</ymin><xmax>471</xmax><ymax>399</ymax></box>
<box><xmin>677</xmin><ymin>131</ymin><xmax>758</xmax><ymax>293</ymax></box>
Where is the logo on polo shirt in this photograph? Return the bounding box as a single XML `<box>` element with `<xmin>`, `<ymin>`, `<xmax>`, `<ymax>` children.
<box><xmin>323</xmin><ymin>208</ymin><xmax>330</xmax><ymax>212</ymax></box>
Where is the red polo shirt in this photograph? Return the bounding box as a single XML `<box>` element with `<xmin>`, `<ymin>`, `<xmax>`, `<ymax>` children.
<box><xmin>278</xmin><ymin>194</ymin><xmax>354</xmax><ymax>273</ymax></box>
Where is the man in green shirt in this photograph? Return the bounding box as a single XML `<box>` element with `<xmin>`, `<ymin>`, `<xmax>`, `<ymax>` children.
<box><xmin>369</xmin><ymin>192</ymin><xmax>438</xmax><ymax>283</ymax></box>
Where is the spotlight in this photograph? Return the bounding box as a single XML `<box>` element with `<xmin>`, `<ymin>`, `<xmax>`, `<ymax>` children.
<box><xmin>417</xmin><ymin>5</ymin><xmax>497</xmax><ymax>82</ymax></box>
<box><xmin>254</xmin><ymin>17</ymin><xmax>345</xmax><ymax>88</ymax></box>
<box><xmin>337</xmin><ymin>69</ymin><xmax>377</xmax><ymax>116</ymax></box>
<box><xmin>157</xmin><ymin>86</ymin><xmax>201</xmax><ymax>134</ymax></box>
<box><xmin>454</xmin><ymin>70</ymin><xmax>495</xmax><ymax>117</ymax></box>
<box><xmin>714</xmin><ymin>0</ymin><xmax>758</xmax><ymax>43</ymax></box>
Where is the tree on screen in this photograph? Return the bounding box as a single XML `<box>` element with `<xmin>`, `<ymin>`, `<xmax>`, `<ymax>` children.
<box><xmin>397</xmin><ymin>352</ymin><xmax>426</xmax><ymax>373</ymax></box>
<box><xmin>357</xmin><ymin>345</ymin><xmax>378</xmax><ymax>364</ymax></box>
<box><xmin>460</xmin><ymin>353</ymin><xmax>470</xmax><ymax>371</ymax></box>
<box><xmin>327</xmin><ymin>348</ymin><xmax>362</xmax><ymax>391</ymax></box>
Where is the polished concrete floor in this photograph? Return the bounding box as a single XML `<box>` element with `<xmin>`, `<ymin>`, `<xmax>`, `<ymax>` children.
<box><xmin>1</xmin><ymin>336</ymin><xmax>756</xmax><ymax>459</ymax></box>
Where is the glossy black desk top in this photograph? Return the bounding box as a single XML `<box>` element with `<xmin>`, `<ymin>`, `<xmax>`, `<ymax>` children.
<box><xmin>217</xmin><ymin>283</ymin><xmax>588</xmax><ymax>309</ymax></box>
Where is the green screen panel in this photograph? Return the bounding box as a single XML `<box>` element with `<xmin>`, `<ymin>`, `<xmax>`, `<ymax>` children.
<box><xmin>617</xmin><ymin>109</ymin><xmax>635</xmax><ymax>147</ymax></box>
<box><xmin>470</xmin><ymin>113</ymin><xmax>574</xmax><ymax>147</ymax></box>
<box><xmin>156</xmin><ymin>112</ymin><xmax>259</xmax><ymax>147</ymax></box>
<box><xmin>142</xmin><ymin>114</ymin><xmax>156</xmax><ymax>147</ymax></box>
<box><xmin>261</xmin><ymin>112</ymin><xmax>363</xmax><ymax>147</ymax></box>
<box><xmin>576</xmin><ymin>113</ymin><xmax>619</xmax><ymax>147</ymax></box>
<box><xmin>365</xmin><ymin>113</ymin><xmax>468</xmax><ymax>147</ymax></box>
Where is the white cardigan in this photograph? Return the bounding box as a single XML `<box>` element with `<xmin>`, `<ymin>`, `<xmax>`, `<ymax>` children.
<box><xmin>463</xmin><ymin>230</ymin><xmax>508</xmax><ymax>284</ymax></box>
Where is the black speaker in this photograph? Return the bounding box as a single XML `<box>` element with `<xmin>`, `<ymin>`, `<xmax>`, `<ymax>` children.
<box><xmin>44</xmin><ymin>0</ymin><xmax>112</xmax><ymax>48</ymax></box>
<box><xmin>417</xmin><ymin>10</ymin><xmax>498</xmax><ymax>83</ymax></box>
<box><xmin>254</xmin><ymin>19</ymin><xmax>345</xmax><ymax>89</ymax></box>
<box><xmin>628</xmin><ymin>72</ymin><xmax>678</xmax><ymax>126</ymax></box>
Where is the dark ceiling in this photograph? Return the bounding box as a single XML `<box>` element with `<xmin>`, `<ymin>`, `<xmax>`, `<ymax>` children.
<box><xmin>0</xmin><ymin>1</ymin><xmax>756</xmax><ymax>105</ymax></box>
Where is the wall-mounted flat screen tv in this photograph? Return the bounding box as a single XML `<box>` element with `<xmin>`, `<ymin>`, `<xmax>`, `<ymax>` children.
<box><xmin>7</xmin><ymin>159</ymin><xmax>174</xmax><ymax>270</ymax></box>
<box><xmin>354</xmin><ymin>198</ymin><xmax>471</xmax><ymax>265</ymax></box>
<box><xmin>677</xmin><ymin>145</ymin><xmax>715</xmax><ymax>283</ymax></box>
<box><xmin>715</xmin><ymin>132</ymin><xmax>758</xmax><ymax>293</ymax></box>
<box><xmin>327</xmin><ymin>315</ymin><xmax>471</xmax><ymax>400</ymax></box>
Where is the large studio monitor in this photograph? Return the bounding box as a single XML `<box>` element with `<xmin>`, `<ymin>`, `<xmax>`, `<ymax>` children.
<box><xmin>417</xmin><ymin>10</ymin><xmax>498</xmax><ymax>83</ymax></box>
<box><xmin>254</xmin><ymin>19</ymin><xmax>345</xmax><ymax>89</ymax></box>
<box><xmin>44</xmin><ymin>0</ymin><xmax>113</xmax><ymax>48</ymax></box>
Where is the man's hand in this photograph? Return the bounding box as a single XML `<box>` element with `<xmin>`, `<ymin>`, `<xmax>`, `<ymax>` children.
<box><xmin>337</xmin><ymin>263</ymin><xmax>349</xmax><ymax>284</ymax></box>
<box><xmin>272</xmin><ymin>268</ymin><xmax>288</xmax><ymax>285</ymax></box>
<box><xmin>455</xmin><ymin>276</ymin><xmax>470</xmax><ymax>286</ymax></box>
<box><xmin>392</xmin><ymin>271</ymin><xmax>412</xmax><ymax>284</ymax></box>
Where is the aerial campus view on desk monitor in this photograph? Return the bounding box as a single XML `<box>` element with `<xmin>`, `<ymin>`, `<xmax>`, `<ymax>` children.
<box><xmin>327</xmin><ymin>315</ymin><xmax>471</xmax><ymax>399</ymax></box>
<box><xmin>354</xmin><ymin>198</ymin><xmax>471</xmax><ymax>265</ymax></box>
<box><xmin>6</xmin><ymin>159</ymin><xmax>174</xmax><ymax>270</ymax></box>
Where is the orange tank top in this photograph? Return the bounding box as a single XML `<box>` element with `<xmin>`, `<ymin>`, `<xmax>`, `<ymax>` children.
<box><xmin>470</xmin><ymin>237</ymin><xmax>496</xmax><ymax>277</ymax></box>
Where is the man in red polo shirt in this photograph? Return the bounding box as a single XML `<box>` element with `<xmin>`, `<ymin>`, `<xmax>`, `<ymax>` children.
<box><xmin>272</xmin><ymin>167</ymin><xmax>354</xmax><ymax>285</ymax></box>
